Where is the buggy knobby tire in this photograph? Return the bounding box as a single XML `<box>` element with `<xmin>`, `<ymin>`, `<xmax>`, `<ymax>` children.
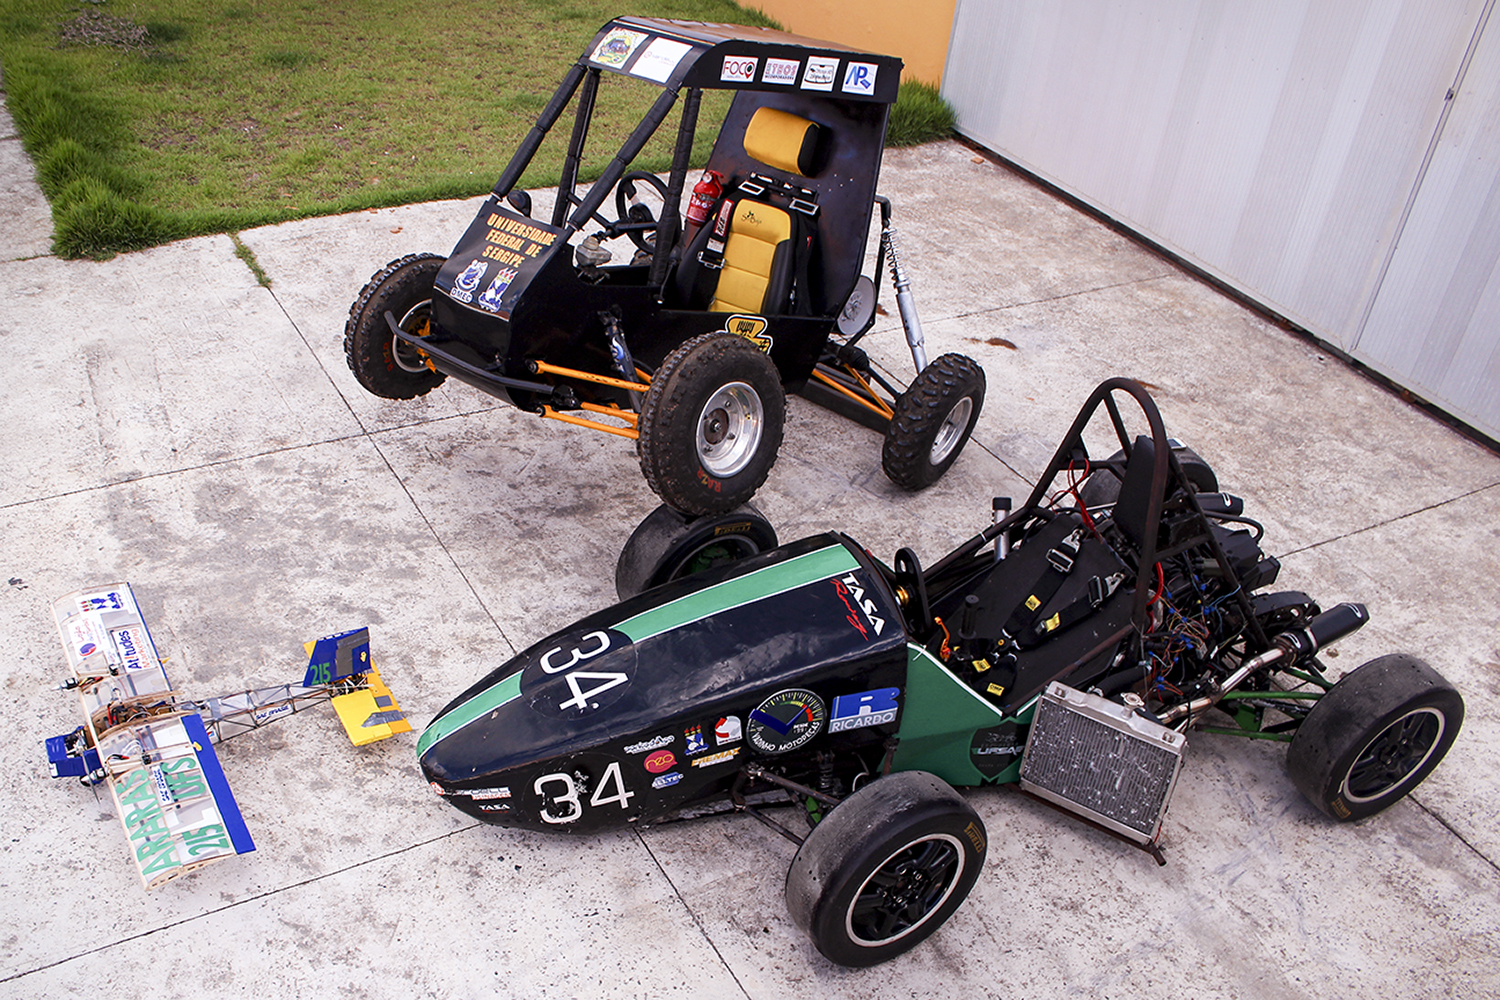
<box><xmin>785</xmin><ymin>771</ymin><xmax>986</xmax><ymax>967</ymax></box>
<box><xmin>638</xmin><ymin>331</ymin><xmax>785</xmax><ymax>516</ymax></box>
<box><xmin>1287</xmin><ymin>653</ymin><xmax>1463</xmax><ymax>821</ymax></box>
<box><xmin>345</xmin><ymin>253</ymin><xmax>448</xmax><ymax>399</ymax></box>
<box><xmin>615</xmin><ymin>502</ymin><xmax>778</xmax><ymax>601</ymax></box>
<box><xmin>882</xmin><ymin>354</ymin><xmax>985</xmax><ymax>490</ymax></box>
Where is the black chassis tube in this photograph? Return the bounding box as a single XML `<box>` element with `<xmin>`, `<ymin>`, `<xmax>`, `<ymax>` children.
<box><xmin>649</xmin><ymin>87</ymin><xmax>701</xmax><ymax>287</ymax></box>
<box><xmin>553</xmin><ymin>67</ymin><xmax>602</xmax><ymax>229</ymax></box>
<box><xmin>384</xmin><ymin>312</ymin><xmax>557</xmax><ymax>397</ymax></box>
<box><xmin>493</xmin><ymin>62</ymin><xmax>589</xmax><ymax>202</ymax></box>
<box><xmin>566</xmin><ymin>88</ymin><xmax>681</xmax><ymax>235</ymax></box>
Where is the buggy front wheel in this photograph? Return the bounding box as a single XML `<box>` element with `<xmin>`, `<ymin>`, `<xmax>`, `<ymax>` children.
<box><xmin>882</xmin><ymin>354</ymin><xmax>985</xmax><ymax>490</ymax></box>
<box><xmin>345</xmin><ymin>253</ymin><xmax>448</xmax><ymax>399</ymax></box>
<box><xmin>637</xmin><ymin>332</ymin><xmax>785</xmax><ymax>516</ymax></box>
<box><xmin>1287</xmin><ymin>653</ymin><xmax>1463</xmax><ymax>821</ymax></box>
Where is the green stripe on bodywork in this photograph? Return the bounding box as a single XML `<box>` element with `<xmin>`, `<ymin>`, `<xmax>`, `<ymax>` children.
<box><xmin>612</xmin><ymin>544</ymin><xmax>861</xmax><ymax>644</ymax></box>
<box><xmin>417</xmin><ymin>668</ymin><xmax>523</xmax><ymax>758</ymax></box>
<box><xmin>891</xmin><ymin>644</ymin><xmax>1033</xmax><ymax>786</ymax></box>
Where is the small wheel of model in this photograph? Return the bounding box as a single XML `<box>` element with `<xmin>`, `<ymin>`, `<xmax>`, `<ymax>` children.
<box><xmin>615</xmin><ymin>171</ymin><xmax>671</xmax><ymax>252</ymax></box>
<box><xmin>615</xmin><ymin>502</ymin><xmax>778</xmax><ymax>601</ymax></box>
<box><xmin>785</xmin><ymin>771</ymin><xmax>986</xmax><ymax>967</ymax></box>
<box><xmin>345</xmin><ymin>253</ymin><xmax>448</xmax><ymax>399</ymax></box>
<box><xmin>637</xmin><ymin>331</ymin><xmax>785</xmax><ymax>516</ymax></box>
<box><xmin>1287</xmin><ymin>653</ymin><xmax>1463</xmax><ymax>821</ymax></box>
<box><xmin>882</xmin><ymin>354</ymin><xmax>986</xmax><ymax>490</ymax></box>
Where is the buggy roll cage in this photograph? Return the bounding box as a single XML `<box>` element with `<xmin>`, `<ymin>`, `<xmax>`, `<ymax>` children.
<box><xmin>486</xmin><ymin>17</ymin><xmax>903</xmax><ymax>291</ymax></box>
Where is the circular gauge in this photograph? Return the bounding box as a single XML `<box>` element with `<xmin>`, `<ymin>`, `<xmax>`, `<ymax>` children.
<box><xmin>747</xmin><ymin>688</ymin><xmax>827</xmax><ymax>754</ymax></box>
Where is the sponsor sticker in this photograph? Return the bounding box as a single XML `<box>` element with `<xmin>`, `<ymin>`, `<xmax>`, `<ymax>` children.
<box><xmin>720</xmin><ymin>55</ymin><xmax>758</xmax><ymax>83</ymax></box>
<box><xmin>652</xmin><ymin>772</ymin><xmax>683</xmax><ymax>789</ymax></box>
<box><xmin>478</xmin><ymin>802</ymin><xmax>512</xmax><ymax>813</ymax></box>
<box><xmin>645</xmin><ymin>750</ymin><xmax>677</xmax><ymax>774</ymax></box>
<box><xmin>477</xmin><ymin>268</ymin><xmax>517</xmax><ymax>313</ymax></box>
<box><xmin>624</xmin><ymin>734</ymin><xmax>674</xmax><ymax>754</ymax></box>
<box><xmin>468</xmin><ymin>787</ymin><xmax>512</xmax><ymax>801</ymax></box>
<box><xmin>747</xmin><ymin>689</ymin><xmax>827</xmax><ymax>754</ymax></box>
<box><xmin>801</xmin><ymin>56</ymin><xmax>839</xmax><ymax>91</ymax></box>
<box><xmin>762</xmin><ymin>57</ymin><xmax>799</xmax><ymax>85</ymax></box>
<box><xmin>252</xmin><ymin>703</ymin><xmax>294</xmax><ymax>725</ymax></box>
<box><xmin>828</xmin><ymin>687</ymin><xmax>900</xmax><ymax>733</ymax></box>
<box><xmin>835</xmin><ymin>573</ymin><xmax>886</xmax><ymax>637</ymax></box>
<box><xmin>715</xmin><ymin>715</ymin><xmax>742</xmax><ymax>745</ymax></box>
<box><xmin>632</xmin><ymin>37</ymin><xmax>692</xmax><ymax>83</ymax></box>
<box><xmin>591</xmin><ymin>27</ymin><xmax>647</xmax><ymax>68</ymax></box>
<box><xmin>450</xmin><ymin>259</ymin><xmax>487</xmax><ymax>304</ymax></box>
<box><xmin>685</xmin><ymin>724</ymin><xmax>708</xmax><ymax>755</ymax></box>
<box><xmin>723</xmin><ymin>314</ymin><xmax>772</xmax><ymax>353</ymax></box>
<box><xmin>691</xmin><ymin>748</ymin><xmax>740</xmax><ymax>769</ymax></box>
<box><xmin>841</xmin><ymin>62</ymin><xmax>878</xmax><ymax>96</ymax></box>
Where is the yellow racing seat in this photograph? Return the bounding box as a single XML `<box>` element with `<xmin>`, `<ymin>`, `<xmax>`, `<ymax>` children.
<box><xmin>673</xmin><ymin>108</ymin><xmax>824</xmax><ymax>315</ymax></box>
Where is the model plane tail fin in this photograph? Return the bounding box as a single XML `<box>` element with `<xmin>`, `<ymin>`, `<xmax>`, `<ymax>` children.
<box><xmin>303</xmin><ymin>627</ymin><xmax>412</xmax><ymax>745</ymax></box>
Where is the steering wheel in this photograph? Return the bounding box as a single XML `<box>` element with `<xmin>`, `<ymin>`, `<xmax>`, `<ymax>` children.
<box><xmin>613</xmin><ymin>170</ymin><xmax>671</xmax><ymax>253</ymax></box>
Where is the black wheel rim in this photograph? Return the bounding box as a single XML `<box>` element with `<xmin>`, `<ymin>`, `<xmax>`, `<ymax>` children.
<box><xmin>845</xmin><ymin>833</ymin><xmax>965</xmax><ymax>947</ymax></box>
<box><xmin>1343</xmin><ymin>707</ymin><xmax>1445</xmax><ymax>802</ymax></box>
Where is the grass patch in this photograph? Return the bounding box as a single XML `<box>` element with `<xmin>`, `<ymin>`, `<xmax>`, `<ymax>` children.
<box><xmin>230</xmin><ymin>232</ymin><xmax>271</xmax><ymax>287</ymax></box>
<box><xmin>887</xmin><ymin>80</ymin><xmax>957</xmax><ymax>147</ymax></box>
<box><xmin>1</xmin><ymin>0</ymin><xmax>951</xmax><ymax>258</ymax></box>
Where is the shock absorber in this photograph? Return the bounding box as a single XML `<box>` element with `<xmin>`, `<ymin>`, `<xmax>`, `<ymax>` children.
<box><xmin>881</xmin><ymin>216</ymin><xmax>928</xmax><ymax>373</ymax></box>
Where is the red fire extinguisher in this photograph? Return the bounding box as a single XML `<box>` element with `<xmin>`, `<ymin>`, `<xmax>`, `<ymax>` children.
<box><xmin>686</xmin><ymin>169</ymin><xmax>724</xmax><ymax>228</ymax></box>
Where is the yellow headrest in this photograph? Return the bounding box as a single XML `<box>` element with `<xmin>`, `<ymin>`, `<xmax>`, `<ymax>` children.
<box><xmin>743</xmin><ymin>108</ymin><xmax>823</xmax><ymax>177</ymax></box>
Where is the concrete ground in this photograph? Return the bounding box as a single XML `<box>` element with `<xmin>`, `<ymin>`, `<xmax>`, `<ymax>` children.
<box><xmin>2</xmin><ymin>92</ymin><xmax>1498</xmax><ymax>998</ymax></box>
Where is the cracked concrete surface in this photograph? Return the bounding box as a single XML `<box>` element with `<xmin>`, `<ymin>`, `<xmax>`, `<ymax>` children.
<box><xmin>1</xmin><ymin>90</ymin><xmax>1497</xmax><ymax>999</ymax></box>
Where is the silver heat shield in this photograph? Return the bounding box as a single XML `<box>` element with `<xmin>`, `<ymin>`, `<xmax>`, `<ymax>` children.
<box><xmin>1019</xmin><ymin>682</ymin><xmax>1186</xmax><ymax>845</ymax></box>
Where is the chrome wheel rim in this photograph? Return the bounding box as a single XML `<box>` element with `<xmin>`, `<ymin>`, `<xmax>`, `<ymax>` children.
<box><xmin>929</xmin><ymin>397</ymin><xmax>974</xmax><ymax>464</ymax></box>
<box><xmin>696</xmin><ymin>382</ymin><xmax>763</xmax><ymax>478</ymax></box>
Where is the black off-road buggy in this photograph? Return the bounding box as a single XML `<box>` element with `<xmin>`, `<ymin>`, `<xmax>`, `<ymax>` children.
<box><xmin>345</xmin><ymin>17</ymin><xmax>985</xmax><ymax>515</ymax></box>
<box><xmin>417</xmin><ymin>378</ymin><xmax>1463</xmax><ymax>966</ymax></box>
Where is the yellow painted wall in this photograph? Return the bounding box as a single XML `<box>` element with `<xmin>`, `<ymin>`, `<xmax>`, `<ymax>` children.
<box><xmin>750</xmin><ymin>1</ymin><xmax>957</xmax><ymax>85</ymax></box>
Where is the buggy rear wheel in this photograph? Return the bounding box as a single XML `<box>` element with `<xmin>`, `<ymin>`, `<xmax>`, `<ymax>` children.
<box><xmin>785</xmin><ymin>771</ymin><xmax>986</xmax><ymax>967</ymax></box>
<box><xmin>1287</xmin><ymin>653</ymin><xmax>1463</xmax><ymax>821</ymax></box>
<box><xmin>882</xmin><ymin>354</ymin><xmax>985</xmax><ymax>490</ymax></box>
<box><xmin>345</xmin><ymin>253</ymin><xmax>448</xmax><ymax>399</ymax></box>
<box><xmin>615</xmin><ymin>503</ymin><xmax>777</xmax><ymax>601</ymax></box>
<box><xmin>638</xmin><ymin>332</ymin><xmax>784</xmax><ymax>516</ymax></box>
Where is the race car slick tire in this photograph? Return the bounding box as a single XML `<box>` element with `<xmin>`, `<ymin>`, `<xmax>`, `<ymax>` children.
<box><xmin>345</xmin><ymin>253</ymin><xmax>447</xmax><ymax>399</ymax></box>
<box><xmin>1287</xmin><ymin>654</ymin><xmax>1463</xmax><ymax>822</ymax></box>
<box><xmin>615</xmin><ymin>502</ymin><xmax>778</xmax><ymax>601</ymax></box>
<box><xmin>785</xmin><ymin>771</ymin><xmax>986</xmax><ymax>967</ymax></box>
<box><xmin>638</xmin><ymin>331</ymin><xmax>785</xmax><ymax>516</ymax></box>
<box><xmin>882</xmin><ymin>354</ymin><xmax>985</xmax><ymax>490</ymax></box>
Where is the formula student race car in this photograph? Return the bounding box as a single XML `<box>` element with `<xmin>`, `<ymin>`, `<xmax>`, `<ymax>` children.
<box><xmin>345</xmin><ymin>17</ymin><xmax>985</xmax><ymax>516</ymax></box>
<box><xmin>416</xmin><ymin>378</ymin><xmax>1463</xmax><ymax>966</ymax></box>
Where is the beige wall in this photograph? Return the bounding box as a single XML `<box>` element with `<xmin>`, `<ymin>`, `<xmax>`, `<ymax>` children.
<box><xmin>751</xmin><ymin>1</ymin><xmax>956</xmax><ymax>85</ymax></box>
